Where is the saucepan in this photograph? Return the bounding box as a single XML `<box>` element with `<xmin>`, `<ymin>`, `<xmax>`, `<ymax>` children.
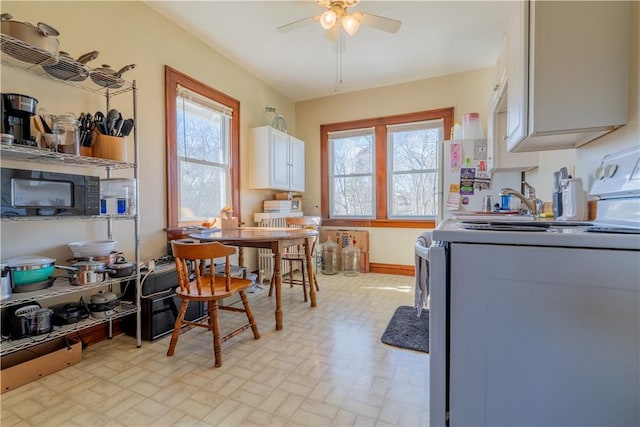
<box><xmin>55</xmin><ymin>260</ymin><xmax>110</xmax><ymax>286</ymax></box>
<box><xmin>42</xmin><ymin>50</ymin><xmax>99</xmax><ymax>82</ymax></box>
<box><xmin>106</xmin><ymin>257</ymin><xmax>136</xmax><ymax>278</ymax></box>
<box><xmin>90</xmin><ymin>64</ymin><xmax>136</xmax><ymax>89</ymax></box>
<box><xmin>0</xmin><ymin>13</ymin><xmax>60</xmax><ymax>65</ymax></box>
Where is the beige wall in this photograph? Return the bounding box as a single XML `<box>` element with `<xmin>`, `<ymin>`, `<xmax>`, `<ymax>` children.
<box><xmin>1</xmin><ymin>1</ymin><xmax>295</xmax><ymax>268</ymax></box>
<box><xmin>295</xmin><ymin>68</ymin><xmax>494</xmax><ymax>266</ymax></box>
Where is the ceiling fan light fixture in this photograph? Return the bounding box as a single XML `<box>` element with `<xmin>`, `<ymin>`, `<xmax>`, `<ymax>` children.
<box><xmin>320</xmin><ymin>10</ymin><xmax>338</xmax><ymax>29</ymax></box>
<box><xmin>341</xmin><ymin>13</ymin><xmax>360</xmax><ymax>36</ymax></box>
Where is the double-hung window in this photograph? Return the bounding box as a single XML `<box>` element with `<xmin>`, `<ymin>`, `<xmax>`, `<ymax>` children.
<box><xmin>321</xmin><ymin>108</ymin><xmax>452</xmax><ymax>228</ymax></box>
<box><xmin>165</xmin><ymin>67</ymin><xmax>240</xmax><ymax>228</ymax></box>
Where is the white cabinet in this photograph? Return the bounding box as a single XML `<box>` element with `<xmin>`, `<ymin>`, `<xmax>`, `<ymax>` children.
<box><xmin>506</xmin><ymin>1</ymin><xmax>630</xmax><ymax>153</ymax></box>
<box><xmin>249</xmin><ymin>126</ymin><xmax>305</xmax><ymax>192</ymax></box>
<box><xmin>487</xmin><ymin>28</ymin><xmax>538</xmax><ymax>172</ymax></box>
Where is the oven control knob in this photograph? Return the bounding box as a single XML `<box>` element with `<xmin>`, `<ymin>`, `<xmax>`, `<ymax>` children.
<box><xmin>594</xmin><ymin>166</ymin><xmax>605</xmax><ymax>180</ymax></box>
<box><xmin>604</xmin><ymin>164</ymin><xmax>618</xmax><ymax>178</ymax></box>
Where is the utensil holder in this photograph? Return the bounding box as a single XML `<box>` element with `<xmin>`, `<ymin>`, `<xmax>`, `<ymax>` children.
<box><xmin>92</xmin><ymin>132</ymin><xmax>126</xmax><ymax>162</ymax></box>
<box><xmin>80</xmin><ymin>146</ymin><xmax>93</xmax><ymax>157</ymax></box>
<box><xmin>221</xmin><ymin>217</ymin><xmax>238</xmax><ymax>229</ymax></box>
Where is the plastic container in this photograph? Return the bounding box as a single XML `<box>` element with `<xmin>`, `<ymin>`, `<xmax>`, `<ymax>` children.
<box><xmin>100</xmin><ymin>178</ymin><xmax>136</xmax><ymax>216</ymax></box>
<box><xmin>52</xmin><ymin>114</ymin><xmax>79</xmax><ymax>155</ymax></box>
<box><xmin>462</xmin><ymin>113</ymin><xmax>483</xmax><ymax>139</ymax></box>
<box><xmin>320</xmin><ymin>238</ymin><xmax>340</xmax><ymax>275</ymax></box>
<box><xmin>342</xmin><ymin>239</ymin><xmax>359</xmax><ymax>277</ymax></box>
<box><xmin>452</xmin><ymin>122</ymin><xmax>463</xmax><ymax>140</ymax></box>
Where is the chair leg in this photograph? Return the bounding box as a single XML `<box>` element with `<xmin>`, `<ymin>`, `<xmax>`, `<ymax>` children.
<box><xmin>288</xmin><ymin>260</ymin><xmax>294</xmax><ymax>288</ymax></box>
<box><xmin>268</xmin><ymin>270</ymin><xmax>275</xmax><ymax>297</ymax></box>
<box><xmin>209</xmin><ymin>300</ymin><xmax>223</xmax><ymax>367</ymax></box>
<box><xmin>167</xmin><ymin>298</ymin><xmax>189</xmax><ymax>356</ymax></box>
<box><xmin>313</xmin><ymin>272</ymin><xmax>319</xmax><ymax>291</ymax></box>
<box><xmin>301</xmin><ymin>260</ymin><xmax>308</xmax><ymax>303</ymax></box>
<box><xmin>239</xmin><ymin>290</ymin><xmax>260</xmax><ymax>340</ymax></box>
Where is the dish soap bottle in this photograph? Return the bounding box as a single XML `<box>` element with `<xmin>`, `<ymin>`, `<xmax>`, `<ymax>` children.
<box><xmin>342</xmin><ymin>239</ymin><xmax>359</xmax><ymax>277</ymax></box>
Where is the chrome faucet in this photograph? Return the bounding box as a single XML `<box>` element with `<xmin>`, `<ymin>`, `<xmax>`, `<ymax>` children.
<box><xmin>499</xmin><ymin>184</ymin><xmax>543</xmax><ymax>216</ymax></box>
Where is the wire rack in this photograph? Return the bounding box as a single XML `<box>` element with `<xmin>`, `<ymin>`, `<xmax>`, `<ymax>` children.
<box><xmin>0</xmin><ymin>33</ymin><xmax>134</xmax><ymax>97</ymax></box>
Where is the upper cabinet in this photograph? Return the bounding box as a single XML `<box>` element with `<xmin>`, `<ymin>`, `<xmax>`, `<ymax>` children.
<box><xmin>506</xmin><ymin>1</ymin><xmax>630</xmax><ymax>153</ymax></box>
<box><xmin>249</xmin><ymin>126</ymin><xmax>305</xmax><ymax>192</ymax></box>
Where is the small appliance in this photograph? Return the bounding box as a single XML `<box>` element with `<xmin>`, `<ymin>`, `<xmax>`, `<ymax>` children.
<box><xmin>1</xmin><ymin>168</ymin><xmax>100</xmax><ymax>217</ymax></box>
<box><xmin>1</xmin><ymin>93</ymin><xmax>38</xmax><ymax>146</ymax></box>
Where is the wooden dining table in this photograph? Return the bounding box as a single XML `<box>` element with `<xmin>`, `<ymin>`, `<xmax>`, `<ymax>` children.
<box><xmin>189</xmin><ymin>227</ymin><xmax>318</xmax><ymax>331</ymax></box>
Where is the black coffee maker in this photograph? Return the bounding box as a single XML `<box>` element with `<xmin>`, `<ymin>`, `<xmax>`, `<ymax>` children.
<box><xmin>1</xmin><ymin>93</ymin><xmax>38</xmax><ymax>146</ymax></box>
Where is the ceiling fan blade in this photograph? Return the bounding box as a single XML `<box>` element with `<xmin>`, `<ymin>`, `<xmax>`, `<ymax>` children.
<box><xmin>277</xmin><ymin>15</ymin><xmax>320</xmax><ymax>33</ymax></box>
<box><xmin>354</xmin><ymin>11</ymin><xmax>402</xmax><ymax>33</ymax></box>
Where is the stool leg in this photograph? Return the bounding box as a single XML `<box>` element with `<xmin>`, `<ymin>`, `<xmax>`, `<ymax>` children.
<box><xmin>167</xmin><ymin>298</ymin><xmax>189</xmax><ymax>356</ymax></box>
<box><xmin>209</xmin><ymin>300</ymin><xmax>223</xmax><ymax>367</ymax></box>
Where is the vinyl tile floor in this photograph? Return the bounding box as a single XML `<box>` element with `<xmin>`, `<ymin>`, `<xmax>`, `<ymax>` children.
<box><xmin>0</xmin><ymin>272</ymin><xmax>429</xmax><ymax>427</ymax></box>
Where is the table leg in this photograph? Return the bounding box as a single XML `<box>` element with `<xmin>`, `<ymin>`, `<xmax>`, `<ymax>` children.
<box><xmin>305</xmin><ymin>238</ymin><xmax>317</xmax><ymax>308</ymax></box>
<box><xmin>273</xmin><ymin>249</ymin><xmax>283</xmax><ymax>330</ymax></box>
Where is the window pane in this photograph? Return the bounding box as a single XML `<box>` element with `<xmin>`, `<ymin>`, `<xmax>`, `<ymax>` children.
<box><xmin>391</xmin><ymin>171</ymin><xmax>438</xmax><ymax>217</ymax></box>
<box><xmin>331</xmin><ymin>134</ymin><xmax>373</xmax><ymax>175</ymax></box>
<box><xmin>179</xmin><ymin>160</ymin><xmax>226</xmax><ymax>221</ymax></box>
<box><xmin>391</xmin><ymin>129</ymin><xmax>440</xmax><ymax>171</ymax></box>
<box><xmin>177</xmin><ymin>97</ymin><xmax>228</xmax><ymax>165</ymax></box>
<box><xmin>331</xmin><ymin>176</ymin><xmax>373</xmax><ymax>216</ymax></box>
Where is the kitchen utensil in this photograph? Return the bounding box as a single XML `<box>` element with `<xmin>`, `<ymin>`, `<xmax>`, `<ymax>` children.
<box><xmin>94</xmin><ymin>111</ymin><xmax>107</xmax><ymax>134</ymax></box>
<box><xmin>1</xmin><ymin>265</ymin><xmax>11</xmax><ymax>301</ymax></box>
<box><xmin>55</xmin><ymin>260</ymin><xmax>108</xmax><ymax>285</ymax></box>
<box><xmin>89</xmin><ymin>64</ymin><xmax>136</xmax><ymax>89</ymax></box>
<box><xmin>42</xmin><ymin>50</ymin><xmax>99</xmax><ymax>81</ymax></box>
<box><xmin>4</xmin><ymin>256</ymin><xmax>56</xmax><ymax>287</ymax></box>
<box><xmin>106</xmin><ymin>259</ymin><xmax>135</xmax><ymax>278</ymax></box>
<box><xmin>0</xmin><ymin>13</ymin><xmax>60</xmax><ymax>65</ymax></box>
<box><xmin>118</xmin><ymin>118</ymin><xmax>134</xmax><ymax>137</ymax></box>
<box><xmin>2</xmin><ymin>93</ymin><xmax>38</xmax><ymax>116</ymax></box>
<box><xmin>88</xmin><ymin>291</ymin><xmax>120</xmax><ymax>318</ymax></box>
<box><xmin>67</xmin><ymin>240</ymin><xmax>117</xmax><ymax>257</ymax></box>
<box><xmin>38</xmin><ymin>108</ymin><xmax>53</xmax><ymax>133</ymax></box>
<box><xmin>106</xmin><ymin>108</ymin><xmax>120</xmax><ymax>135</ymax></box>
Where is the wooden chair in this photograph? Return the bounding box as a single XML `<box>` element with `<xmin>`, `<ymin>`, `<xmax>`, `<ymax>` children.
<box><xmin>168</xmin><ymin>240</ymin><xmax>260</xmax><ymax>367</ymax></box>
<box><xmin>269</xmin><ymin>216</ymin><xmax>320</xmax><ymax>302</ymax></box>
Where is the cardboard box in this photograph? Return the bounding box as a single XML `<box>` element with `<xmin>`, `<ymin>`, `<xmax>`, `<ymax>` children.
<box><xmin>319</xmin><ymin>228</ymin><xmax>370</xmax><ymax>273</ymax></box>
<box><xmin>1</xmin><ymin>338</ymin><xmax>82</xmax><ymax>393</ymax></box>
<box><xmin>319</xmin><ymin>229</ymin><xmax>369</xmax><ymax>252</ymax></box>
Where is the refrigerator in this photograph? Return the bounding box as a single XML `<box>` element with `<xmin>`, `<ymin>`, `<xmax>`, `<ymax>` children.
<box><xmin>440</xmin><ymin>138</ymin><xmax>521</xmax><ymax>220</ymax></box>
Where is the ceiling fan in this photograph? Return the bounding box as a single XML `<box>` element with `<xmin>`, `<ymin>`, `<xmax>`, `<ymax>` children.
<box><xmin>277</xmin><ymin>0</ymin><xmax>402</xmax><ymax>36</ymax></box>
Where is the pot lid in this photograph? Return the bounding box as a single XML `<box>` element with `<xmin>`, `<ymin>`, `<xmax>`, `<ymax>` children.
<box><xmin>5</xmin><ymin>256</ymin><xmax>55</xmax><ymax>267</ymax></box>
<box><xmin>72</xmin><ymin>260</ymin><xmax>105</xmax><ymax>269</ymax></box>
<box><xmin>109</xmin><ymin>261</ymin><xmax>134</xmax><ymax>269</ymax></box>
<box><xmin>91</xmin><ymin>291</ymin><xmax>118</xmax><ymax>303</ymax></box>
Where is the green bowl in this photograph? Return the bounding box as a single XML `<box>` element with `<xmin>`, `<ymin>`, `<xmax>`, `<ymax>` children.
<box><xmin>11</xmin><ymin>265</ymin><xmax>55</xmax><ymax>286</ymax></box>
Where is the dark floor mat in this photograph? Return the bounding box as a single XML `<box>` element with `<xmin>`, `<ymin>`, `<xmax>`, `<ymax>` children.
<box><xmin>380</xmin><ymin>306</ymin><xmax>429</xmax><ymax>353</ymax></box>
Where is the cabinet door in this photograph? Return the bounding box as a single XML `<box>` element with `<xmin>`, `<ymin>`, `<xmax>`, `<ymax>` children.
<box><xmin>288</xmin><ymin>136</ymin><xmax>305</xmax><ymax>192</ymax></box>
<box><xmin>505</xmin><ymin>0</ymin><xmax>528</xmax><ymax>151</ymax></box>
<box><xmin>270</xmin><ymin>129</ymin><xmax>290</xmax><ymax>190</ymax></box>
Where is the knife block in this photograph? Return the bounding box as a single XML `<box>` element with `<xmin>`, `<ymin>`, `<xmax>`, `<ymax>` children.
<box><xmin>92</xmin><ymin>132</ymin><xmax>127</xmax><ymax>162</ymax></box>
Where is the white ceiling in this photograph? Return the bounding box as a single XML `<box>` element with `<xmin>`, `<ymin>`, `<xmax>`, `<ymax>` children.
<box><xmin>147</xmin><ymin>1</ymin><xmax>516</xmax><ymax>102</ymax></box>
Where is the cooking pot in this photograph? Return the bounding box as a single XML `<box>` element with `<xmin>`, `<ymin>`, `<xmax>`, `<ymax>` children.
<box><xmin>55</xmin><ymin>260</ymin><xmax>108</xmax><ymax>285</ymax></box>
<box><xmin>107</xmin><ymin>257</ymin><xmax>135</xmax><ymax>278</ymax></box>
<box><xmin>5</xmin><ymin>256</ymin><xmax>55</xmax><ymax>290</ymax></box>
<box><xmin>90</xmin><ymin>64</ymin><xmax>136</xmax><ymax>89</ymax></box>
<box><xmin>88</xmin><ymin>291</ymin><xmax>119</xmax><ymax>318</ymax></box>
<box><xmin>0</xmin><ymin>13</ymin><xmax>59</xmax><ymax>65</ymax></box>
<box><xmin>1</xmin><ymin>265</ymin><xmax>11</xmax><ymax>301</ymax></box>
<box><xmin>42</xmin><ymin>50</ymin><xmax>99</xmax><ymax>82</ymax></box>
<box><xmin>2</xmin><ymin>93</ymin><xmax>38</xmax><ymax>116</ymax></box>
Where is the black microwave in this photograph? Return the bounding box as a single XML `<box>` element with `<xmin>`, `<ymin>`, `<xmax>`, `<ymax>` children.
<box><xmin>1</xmin><ymin>168</ymin><xmax>100</xmax><ymax>217</ymax></box>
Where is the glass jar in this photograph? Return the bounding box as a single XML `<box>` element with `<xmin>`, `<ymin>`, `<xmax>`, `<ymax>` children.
<box><xmin>52</xmin><ymin>114</ymin><xmax>79</xmax><ymax>155</ymax></box>
<box><xmin>320</xmin><ymin>238</ymin><xmax>340</xmax><ymax>275</ymax></box>
<box><xmin>342</xmin><ymin>239</ymin><xmax>360</xmax><ymax>277</ymax></box>
<box><xmin>263</xmin><ymin>107</ymin><xmax>287</xmax><ymax>133</ymax></box>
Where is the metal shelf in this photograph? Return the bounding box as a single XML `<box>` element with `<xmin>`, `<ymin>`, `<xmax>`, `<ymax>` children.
<box><xmin>0</xmin><ymin>143</ymin><xmax>135</xmax><ymax>169</ymax></box>
<box><xmin>1</xmin><ymin>33</ymin><xmax>134</xmax><ymax>98</ymax></box>
<box><xmin>1</xmin><ymin>213</ymin><xmax>137</xmax><ymax>223</ymax></box>
<box><xmin>0</xmin><ymin>275</ymin><xmax>136</xmax><ymax>309</ymax></box>
<box><xmin>0</xmin><ymin>303</ymin><xmax>138</xmax><ymax>356</ymax></box>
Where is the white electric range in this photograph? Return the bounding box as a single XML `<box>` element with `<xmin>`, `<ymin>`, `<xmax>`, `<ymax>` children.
<box><xmin>428</xmin><ymin>146</ymin><xmax>640</xmax><ymax>427</ymax></box>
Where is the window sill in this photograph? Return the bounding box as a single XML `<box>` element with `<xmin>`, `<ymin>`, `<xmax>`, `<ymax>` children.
<box><xmin>321</xmin><ymin>218</ymin><xmax>436</xmax><ymax>229</ymax></box>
